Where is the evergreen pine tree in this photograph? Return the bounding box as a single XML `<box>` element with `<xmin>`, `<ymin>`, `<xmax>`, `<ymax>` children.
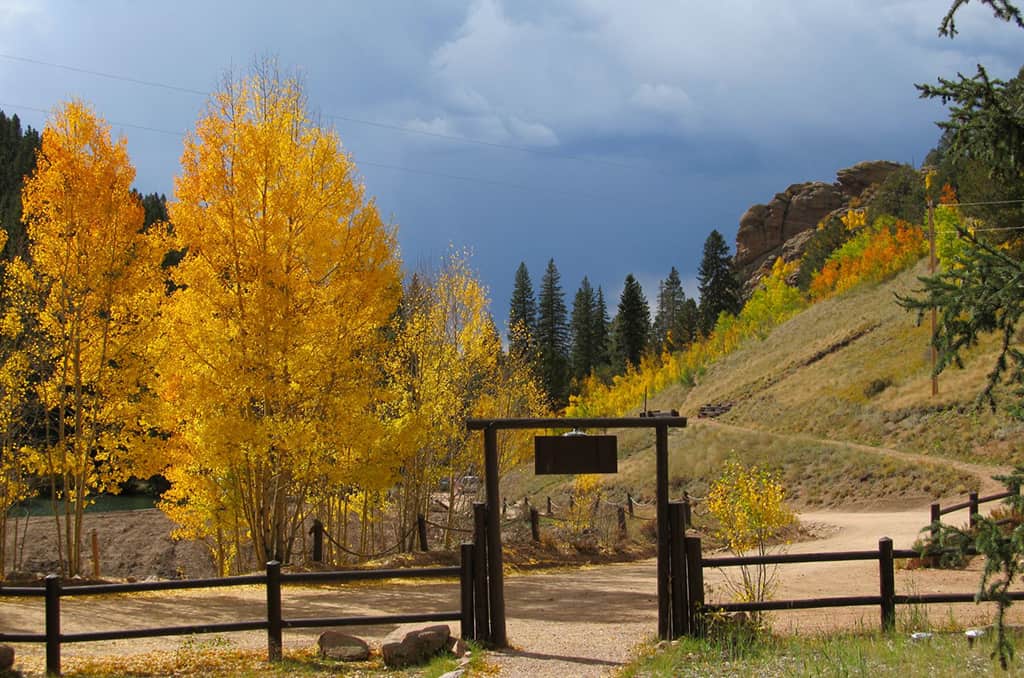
<box><xmin>569</xmin><ymin>277</ymin><xmax>596</xmax><ymax>383</ymax></box>
<box><xmin>536</xmin><ymin>259</ymin><xmax>570</xmax><ymax>407</ymax></box>
<box><xmin>592</xmin><ymin>286</ymin><xmax>611</xmax><ymax>370</ymax></box>
<box><xmin>652</xmin><ymin>266</ymin><xmax>693</xmax><ymax>352</ymax></box>
<box><xmin>507</xmin><ymin>262</ymin><xmax>537</xmax><ymax>359</ymax></box>
<box><xmin>0</xmin><ymin>111</ymin><xmax>42</xmax><ymax>261</ymax></box>
<box><xmin>614</xmin><ymin>274</ymin><xmax>650</xmax><ymax>370</ymax></box>
<box><xmin>697</xmin><ymin>230</ymin><xmax>741</xmax><ymax>336</ymax></box>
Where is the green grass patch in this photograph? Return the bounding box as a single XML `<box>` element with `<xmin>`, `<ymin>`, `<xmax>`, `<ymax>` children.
<box><xmin>619</xmin><ymin>629</ymin><xmax>1005</xmax><ymax>677</ymax></box>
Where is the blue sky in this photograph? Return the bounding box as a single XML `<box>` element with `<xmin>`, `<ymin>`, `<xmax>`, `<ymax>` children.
<box><xmin>1</xmin><ymin>1</ymin><xmax>1021</xmax><ymax>331</ymax></box>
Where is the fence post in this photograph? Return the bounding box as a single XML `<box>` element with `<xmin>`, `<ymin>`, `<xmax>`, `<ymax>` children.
<box><xmin>530</xmin><ymin>508</ymin><xmax>540</xmax><ymax>542</ymax></box>
<box><xmin>546</xmin><ymin>496</ymin><xmax>552</xmax><ymax>516</ymax></box>
<box><xmin>311</xmin><ymin>519</ymin><xmax>324</xmax><ymax>563</ymax></box>
<box><xmin>669</xmin><ymin>502</ymin><xmax>688</xmax><ymax>638</ymax></box>
<box><xmin>617</xmin><ymin>507</ymin><xmax>627</xmax><ymax>540</ymax></box>
<box><xmin>627</xmin><ymin>492</ymin><xmax>634</xmax><ymax>517</ymax></box>
<box><xmin>684</xmin><ymin>535</ymin><xmax>704</xmax><ymax>637</ymax></box>
<box><xmin>682</xmin><ymin>498</ymin><xmax>692</xmax><ymax>529</ymax></box>
<box><xmin>969</xmin><ymin>492</ymin><xmax>979</xmax><ymax>529</ymax></box>
<box><xmin>266</xmin><ymin>561</ymin><xmax>283</xmax><ymax>661</ymax></box>
<box><xmin>417</xmin><ymin>514</ymin><xmax>429</xmax><ymax>552</ymax></box>
<box><xmin>472</xmin><ymin>502</ymin><xmax>490</xmax><ymax>642</ymax></box>
<box><xmin>878</xmin><ymin>538</ymin><xmax>895</xmax><ymax>632</ymax></box>
<box><xmin>460</xmin><ymin>542</ymin><xmax>475</xmax><ymax>640</ymax></box>
<box><xmin>930</xmin><ymin>503</ymin><xmax>940</xmax><ymax>539</ymax></box>
<box><xmin>45</xmin><ymin>573</ymin><xmax>61</xmax><ymax>677</ymax></box>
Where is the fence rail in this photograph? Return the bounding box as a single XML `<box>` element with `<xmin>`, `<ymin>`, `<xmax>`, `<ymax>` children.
<box><xmin>930</xmin><ymin>486</ymin><xmax>1019</xmax><ymax>533</ymax></box>
<box><xmin>687</xmin><ymin>536</ymin><xmax>1015</xmax><ymax>635</ymax></box>
<box><xmin>0</xmin><ymin>551</ymin><xmax>475</xmax><ymax>677</ymax></box>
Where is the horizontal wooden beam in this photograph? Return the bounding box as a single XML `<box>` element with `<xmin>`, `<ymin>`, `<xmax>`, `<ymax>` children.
<box><xmin>466</xmin><ymin>416</ymin><xmax>687</xmax><ymax>430</ymax></box>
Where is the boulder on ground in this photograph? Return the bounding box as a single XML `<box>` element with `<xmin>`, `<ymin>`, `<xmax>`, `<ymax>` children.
<box><xmin>382</xmin><ymin>640</ymin><xmax>418</xmax><ymax>668</ymax></box>
<box><xmin>317</xmin><ymin>631</ymin><xmax>370</xmax><ymax>661</ymax></box>
<box><xmin>383</xmin><ymin>624</ymin><xmax>455</xmax><ymax>668</ymax></box>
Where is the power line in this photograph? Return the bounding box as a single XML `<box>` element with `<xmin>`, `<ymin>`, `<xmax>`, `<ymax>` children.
<box><xmin>0</xmin><ymin>53</ymin><xmax>208</xmax><ymax>96</ymax></box>
<box><xmin>0</xmin><ymin>101</ymin><xmax>613</xmax><ymax>201</ymax></box>
<box><xmin>0</xmin><ymin>102</ymin><xmax>185</xmax><ymax>137</ymax></box>
<box><xmin>0</xmin><ymin>52</ymin><xmax>657</xmax><ymax>173</ymax></box>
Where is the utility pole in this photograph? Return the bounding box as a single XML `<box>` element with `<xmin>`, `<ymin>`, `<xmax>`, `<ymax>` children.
<box><xmin>928</xmin><ymin>196</ymin><xmax>938</xmax><ymax>396</ymax></box>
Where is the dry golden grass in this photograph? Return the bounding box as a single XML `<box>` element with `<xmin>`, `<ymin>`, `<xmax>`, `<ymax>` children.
<box><xmin>505</xmin><ymin>259</ymin><xmax>1017</xmax><ymax>512</ymax></box>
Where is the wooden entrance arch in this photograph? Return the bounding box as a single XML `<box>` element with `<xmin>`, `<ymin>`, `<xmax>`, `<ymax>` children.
<box><xmin>465</xmin><ymin>414</ymin><xmax>687</xmax><ymax>647</ymax></box>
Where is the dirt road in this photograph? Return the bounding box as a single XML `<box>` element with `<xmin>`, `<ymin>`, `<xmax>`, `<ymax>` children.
<box><xmin>2</xmin><ymin>505</ymin><xmax>1013</xmax><ymax>677</ymax></box>
<box><xmin>2</xmin><ymin>426</ymin><xmax>1015</xmax><ymax>676</ymax></box>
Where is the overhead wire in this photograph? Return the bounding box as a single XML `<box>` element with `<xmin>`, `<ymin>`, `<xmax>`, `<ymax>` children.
<box><xmin>0</xmin><ymin>101</ymin><xmax>613</xmax><ymax>201</ymax></box>
<box><xmin>0</xmin><ymin>52</ymin><xmax>659</xmax><ymax>173</ymax></box>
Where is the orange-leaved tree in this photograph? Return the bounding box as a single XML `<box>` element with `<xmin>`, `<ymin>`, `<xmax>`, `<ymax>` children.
<box><xmin>20</xmin><ymin>101</ymin><xmax>166</xmax><ymax>575</ymax></box>
<box><xmin>156</xmin><ymin>63</ymin><xmax>401</xmax><ymax>569</ymax></box>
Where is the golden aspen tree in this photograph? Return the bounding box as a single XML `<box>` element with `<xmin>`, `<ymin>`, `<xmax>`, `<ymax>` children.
<box><xmin>0</xmin><ymin>230</ymin><xmax>36</xmax><ymax>578</ymax></box>
<box><xmin>20</xmin><ymin>101</ymin><xmax>166</xmax><ymax>575</ymax></box>
<box><xmin>158</xmin><ymin>63</ymin><xmax>401</xmax><ymax>567</ymax></box>
<box><xmin>386</xmin><ymin>251</ymin><xmax>498</xmax><ymax>547</ymax></box>
<box><xmin>387</xmin><ymin>250</ymin><xmax>546</xmax><ymax>547</ymax></box>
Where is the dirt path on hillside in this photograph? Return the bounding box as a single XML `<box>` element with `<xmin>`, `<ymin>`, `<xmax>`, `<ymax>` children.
<box><xmin>695</xmin><ymin>418</ymin><xmax>1013</xmax><ymax>497</ymax></box>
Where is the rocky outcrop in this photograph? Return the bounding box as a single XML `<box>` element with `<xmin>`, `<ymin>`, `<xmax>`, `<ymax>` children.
<box><xmin>734</xmin><ymin>161</ymin><xmax>903</xmax><ymax>292</ymax></box>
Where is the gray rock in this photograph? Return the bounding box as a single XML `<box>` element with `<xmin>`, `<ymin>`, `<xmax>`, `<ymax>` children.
<box><xmin>0</xmin><ymin>644</ymin><xmax>13</xmax><ymax>670</ymax></box>
<box><xmin>317</xmin><ymin>631</ymin><xmax>369</xmax><ymax>661</ymax></box>
<box><xmin>438</xmin><ymin>670</ymin><xmax>465</xmax><ymax>678</ymax></box>
<box><xmin>403</xmin><ymin>624</ymin><xmax>451</xmax><ymax>661</ymax></box>
<box><xmin>382</xmin><ymin>640</ymin><xmax>418</xmax><ymax>668</ymax></box>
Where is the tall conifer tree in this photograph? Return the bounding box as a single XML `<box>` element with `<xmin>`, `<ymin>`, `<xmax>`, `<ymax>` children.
<box><xmin>697</xmin><ymin>230</ymin><xmax>741</xmax><ymax>336</ymax></box>
<box><xmin>507</xmin><ymin>262</ymin><xmax>537</xmax><ymax>359</ymax></box>
<box><xmin>593</xmin><ymin>286</ymin><xmax>611</xmax><ymax>370</ymax></box>
<box><xmin>569</xmin><ymin>277</ymin><xmax>597</xmax><ymax>383</ymax></box>
<box><xmin>653</xmin><ymin>266</ymin><xmax>693</xmax><ymax>352</ymax></box>
<box><xmin>536</xmin><ymin>258</ymin><xmax>570</xmax><ymax>407</ymax></box>
<box><xmin>614</xmin><ymin>274</ymin><xmax>650</xmax><ymax>370</ymax></box>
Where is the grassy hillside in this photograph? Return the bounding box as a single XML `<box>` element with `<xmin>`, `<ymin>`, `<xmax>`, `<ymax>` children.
<box><xmin>504</xmin><ymin>259</ymin><xmax>1018</xmax><ymax>512</ymax></box>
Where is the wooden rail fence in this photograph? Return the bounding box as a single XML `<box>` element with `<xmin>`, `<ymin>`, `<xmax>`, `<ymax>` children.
<box><xmin>682</xmin><ymin>535</ymin><xmax>1024</xmax><ymax>637</ymax></box>
<box><xmin>0</xmin><ymin>546</ymin><xmax>478</xmax><ymax>677</ymax></box>
<box><xmin>929</xmin><ymin>485</ymin><xmax>1020</xmax><ymax>535</ymax></box>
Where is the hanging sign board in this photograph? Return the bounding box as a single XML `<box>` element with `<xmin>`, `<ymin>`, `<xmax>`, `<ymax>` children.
<box><xmin>534</xmin><ymin>435</ymin><xmax>618</xmax><ymax>475</ymax></box>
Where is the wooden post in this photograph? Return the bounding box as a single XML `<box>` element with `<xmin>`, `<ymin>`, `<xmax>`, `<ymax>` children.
<box><xmin>618</xmin><ymin>506</ymin><xmax>627</xmax><ymax>539</ymax></box>
<box><xmin>656</xmin><ymin>423</ymin><xmax>670</xmax><ymax>640</ymax></box>
<box><xmin>472</xmin><ymin>502</ymin><xmax>490</xmax><ymax>642</ymax></box>
<box><xmin>417</xmin><ymin>513</ymin><xmax>429</xmax><ymax>551</ymax></box>
<box><xmin>460</xmin><ymin>543</ymin><xmax>475</xmax><ymax>640</ymax></box>
<box><xmin>45</xmin><ymin>574</ymin><xmax>61</xmax><ymax>677</ymax></box>
<box><xmin>684</xmin><ymin>535</ymin><xmax>705</xmax><ymax>637</ymax></box>
<box><xmin>530</xmin><ymin>507</ymin><xmax>540</xmax><ymax>542</ymax></box>
<box><xmin>969</xmin><ymin>492</ymin><xmax>979</xmax><ymax>529</ymax></box>
<box><xmin>682</xmin><ymin>497</ymin><xmax>692</xmax><ymax>529</ymax></box>
<box><xmin>91</xmin><ymin>529</ymin><xmax>100</xmax><ymax>579</ymax></box>
<box><xmin>266</xmin><ymin>560</ymin><xmax>283</xmax><ymax>661</ymax></box>
<box><xmin>483</xmin><ymin>425</ymin><xmax>507</xmax><ymax>647</ymax></box>
<box><xmin>627</xmin><ymin>492</ymin><xmax>634</xmax><ymax>517</ymax></box>
<box><xmin>311</xmin><ymin>519</ymin><xmax>323</xmax><ymax>563</ymax></box>
<box><xmin>502</xmin><ymin>498</ymin><xmax>507</xmax><ymax>517</ymax></box>
<box><xmin>879</xmin><ymin>537</ymin><xmax>896</xmax><ymax>632</ymax></box>
<box><xmin>669</xmin><ymin>502</ymin><xmax>688</xmax><ymax>638</ymax></box>
<box><xmin>930</xmin><ymin>503</ymin><xmax>941</xmax><ymax>538</ymax></box>
<box><xmin>547</xmin><ymin>496</ymin><xmax>552</xmax><ymax>516</ymax></box>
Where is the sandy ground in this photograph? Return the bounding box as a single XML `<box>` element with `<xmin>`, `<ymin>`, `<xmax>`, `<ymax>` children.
<box><xmin>2</xmin><ymin>504</ymin><xmax>1014</xmax><ymax>677</ymax></box>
